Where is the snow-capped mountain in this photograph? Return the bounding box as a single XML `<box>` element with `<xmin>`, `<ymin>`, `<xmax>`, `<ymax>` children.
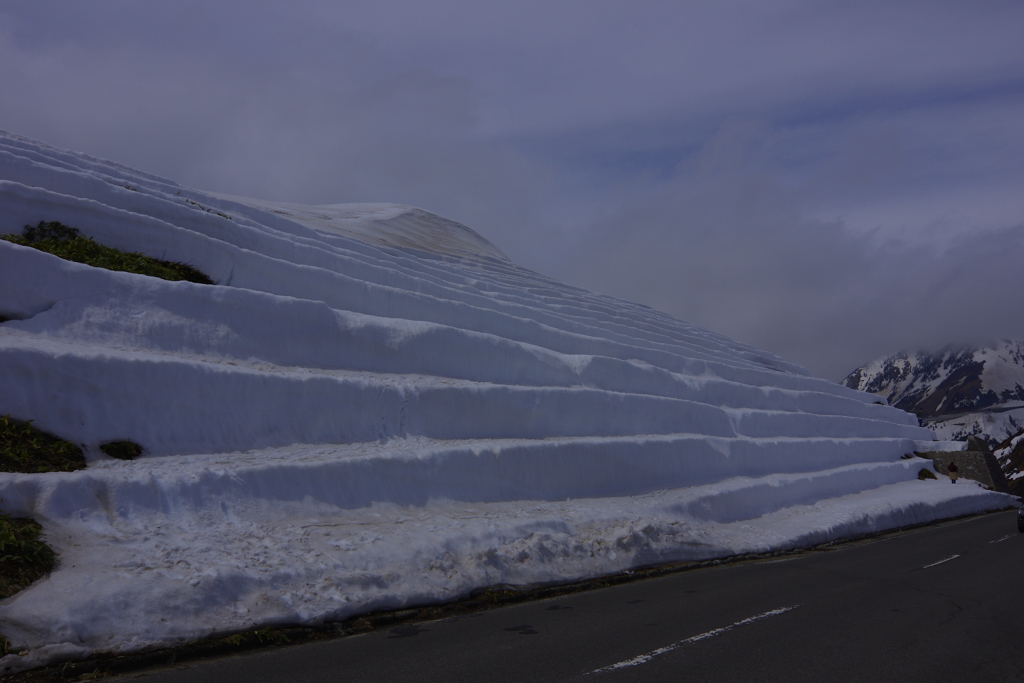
<box><xmin>994</xmin><ymin>429</ymin><xmax>1024</xmax><ymax>497</ymax></box>
<box><xmin>842</xmin><ymin>341</ymin><xmax>1024</xmax><ymax>446</ymax></box>
<box><xmin>0</xmin><ymin>130</ymin><xmax>1011</xmax><ymax>673</ymax></box>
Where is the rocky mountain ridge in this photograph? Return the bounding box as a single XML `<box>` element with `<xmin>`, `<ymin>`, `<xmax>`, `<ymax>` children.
<box><xmin>842</xmin><ymin>340</ymin><xmax>1024</xmax><ymax>447</ymax></box>
<box><xmin>994</xmin><ymin>428</ymin><xmax>1024</xmax><ymax>498</ymax></box>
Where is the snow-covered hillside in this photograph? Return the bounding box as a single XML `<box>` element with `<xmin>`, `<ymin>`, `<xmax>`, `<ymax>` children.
<box><xmin>0</xmin><ymin>130</ymin><xmax>1012</xmax><ymax>673</ymax></box>
<box><xmin>842</xmin><ymin>341</ymin><xmax>1024</xmax><ymax>445</ymax></box>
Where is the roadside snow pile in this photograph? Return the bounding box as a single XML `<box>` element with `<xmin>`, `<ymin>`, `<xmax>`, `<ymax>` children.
<box><xmin>0</xmin><ymin>130</ymin><xmax>1013</xmax><ymax>672</ymax></box>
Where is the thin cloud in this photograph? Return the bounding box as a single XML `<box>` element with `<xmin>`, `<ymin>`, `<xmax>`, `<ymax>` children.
<box><xmin>563</xmin><ymin>121</ymin><xmax>1024</xmax><ymax>379</ymax></box>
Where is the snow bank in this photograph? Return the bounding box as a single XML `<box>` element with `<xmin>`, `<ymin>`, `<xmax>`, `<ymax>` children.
<box><xmin>0</xmin><ymin>129</ymin><xmax>1012</xmax><ymax>673</ymax></box>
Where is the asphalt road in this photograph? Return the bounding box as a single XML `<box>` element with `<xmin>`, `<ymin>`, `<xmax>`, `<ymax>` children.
<box><xmin>111</xmin><ymin>510</ymin><xmax>1024</xmax><ymax>683</ymax></box>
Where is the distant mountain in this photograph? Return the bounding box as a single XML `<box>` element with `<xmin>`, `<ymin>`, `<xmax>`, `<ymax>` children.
<box><xmin>842</xmin><ymin>340</ymin><xmax>1024</xmax><ymax>447</ymax></box>
<box><xmin>994</xmin><ymin>428</ymin><xmax>1024</xmax><ymax>498</ymax></box>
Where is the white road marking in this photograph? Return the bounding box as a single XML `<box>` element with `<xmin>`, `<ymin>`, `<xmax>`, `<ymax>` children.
<box><xmin>758</xmin><ymin>557</ymin><xmax>804</xmax><ymax>565</ymax></box>
<box><xmin>921</xmin><ymin>554</ymin><xmax>960</xmax><ymax>569</ymax></box>
<box><xmin>989</xmin><ymin>535</ymin><xmax>1014</xmax><ymax>544</ymax></box>
<box><xmin>587</xmin><ymin>605</ymin><xmax>800</xmax><ymax>675</ymax></box>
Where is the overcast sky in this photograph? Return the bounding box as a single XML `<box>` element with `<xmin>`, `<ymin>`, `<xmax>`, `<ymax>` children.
<box><xmin>2</xmin><ymin>0</ymin><xmax>1023</xmax><ymax>379</ymax></box>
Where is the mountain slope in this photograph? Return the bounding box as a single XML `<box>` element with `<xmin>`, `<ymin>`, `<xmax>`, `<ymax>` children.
<box><xmin>0</xmin><ymin>129</ymin><xmax>1011</xmax><ymax>673</ymax></box>
<box><xmin>842</xmin><ymin>341</ymin><xmax>1024</xmax><ymax>446</ymax></box>
<box><xmin>994</xmin><ymin>428</ymin><xmax>1024</xmax><ymax>497</ymax></box>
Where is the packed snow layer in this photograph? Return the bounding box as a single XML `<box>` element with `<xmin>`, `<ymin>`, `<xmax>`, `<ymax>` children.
<box><xmin>0</xmin><ymin>129</ymin><xmax>1014</xmax><ymax>672</ymax></box>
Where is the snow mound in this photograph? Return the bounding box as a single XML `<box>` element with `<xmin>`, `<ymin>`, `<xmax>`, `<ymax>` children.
<box><xmin>0</xmin><ymin>129</ymin><xmax>1012</xmax><ymax>673</ymax></box>
<box><xmin>215</xmin><ymin>197</ymin><xmax>511</xmax><ymax>261</ymax></box>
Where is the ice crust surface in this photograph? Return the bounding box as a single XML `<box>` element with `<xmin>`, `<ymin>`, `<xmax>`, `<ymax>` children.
<box><xmin>0</xmin><ymin>129</ymin><xmax>1012</xmax><ymax>673</ymax></box>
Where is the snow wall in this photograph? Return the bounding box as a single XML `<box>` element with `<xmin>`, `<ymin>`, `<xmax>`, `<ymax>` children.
<box><xmin>0</xmin><ymin>130</ymin><xmax>1013</xmax><ymax>673</ymax></box>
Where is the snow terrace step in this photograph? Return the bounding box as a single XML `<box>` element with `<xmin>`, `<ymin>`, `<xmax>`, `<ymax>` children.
<box><xmin>0</xmin><ymin>438</ymin><xmax>925</xmax><ymax>522</ymax></box>
<box><xmin>0</xmin><ymin>337</ymin><xmax>929</xmax><ymax>457</ymax></box>
<box><xmin>0</xmin><ymin>246</ymin><xmax>914</xmax><ymax>429</ymax></box>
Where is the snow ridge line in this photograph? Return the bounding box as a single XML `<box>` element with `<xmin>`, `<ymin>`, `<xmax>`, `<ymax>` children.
<box><xmin>0</xmin><ymin>151</ymin><xmax>818</xmax><ymax>382</ymax></box>
<box><xmin>0</xmin><ymin>141</ymin><xmax>782</xmax><ymax>369</ymax></box>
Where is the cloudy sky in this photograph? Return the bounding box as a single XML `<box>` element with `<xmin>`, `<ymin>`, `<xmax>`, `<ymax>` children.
<box><xmin>2</xmin><ymin>0</ymin><xmax>1023</xmax><ymax>379</ymax></box>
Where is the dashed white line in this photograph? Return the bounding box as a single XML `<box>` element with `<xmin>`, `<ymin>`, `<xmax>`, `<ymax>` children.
<box><xmin>921</xmin><ymin>554</ymin><xmax>960</xmax><ymax>569</ymax></box>
<box><xmin>989</xmin><ymin>535</ymin><xmax>1014</xmax><ymax>544</ymax></box>
<box><xmin>587</xmin><ymin>605</ymin><xmax>800</xmax><ymax>675</ymax></box>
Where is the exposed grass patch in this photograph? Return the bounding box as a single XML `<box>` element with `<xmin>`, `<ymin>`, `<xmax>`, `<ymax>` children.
<box><xmin>1</xmin><ymin>221</ymin><xmax>214</xmax><ymax>285</ymax></box>
<box><xmin>218</xmin><ymin>629</ymin><xmax>291</xmax><ymax>647</ymax></box>
<box><xmin>1</xmin><ymin>512</ymin><xmax>56</xmax><ymax>657</ymax></box>
<box><xmin>0</xmin><ymin>416</ymin><xmax>86</xmax><ymax>474</ymax></box>
<box><xmin>0</xmin><ymin>513</ymin><xmax>56</xmax><ymax>600</ymax></box>
<box><xmin>918</xmin><ymin>467</ymin><xmax>938</xmax><ymax>480</ymax></box>
<box><xmin>100</xmin><ymin>441</ymin><xmax>143</xmax><ymax>461</ymax></box>
<box><xmin>183</xmin><ymin>198</ymin><xmax>232</xmax><ymax>221</ymax></box>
